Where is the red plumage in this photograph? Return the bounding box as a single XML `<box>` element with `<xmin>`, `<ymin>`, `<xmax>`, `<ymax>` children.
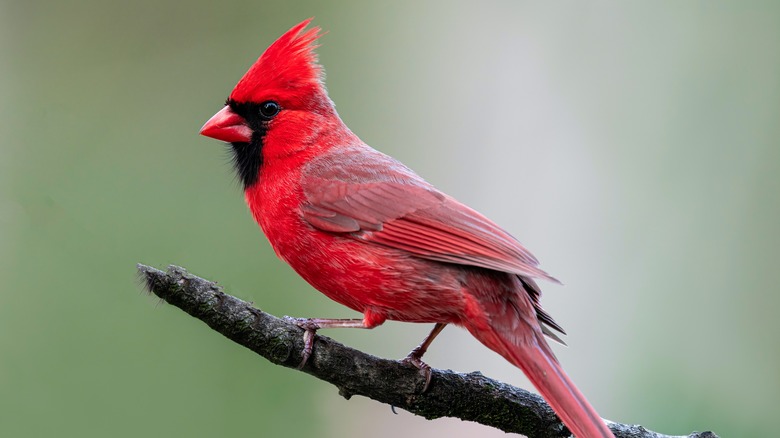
<box><xmin>201</xmin><ymin>20</ymin><xmax>614</xmax><ymax>438</ymax></box>
<box><xmin>230</xmin><ymin>19</ymin><xmax>324</xmax><ymax>105</ymax></box>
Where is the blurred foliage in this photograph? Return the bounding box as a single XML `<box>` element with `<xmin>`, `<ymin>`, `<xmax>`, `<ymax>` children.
<box><xmin>1</xmin><ymin>1</ymin><xmax>779</xmax><ymax>437</ymax></box>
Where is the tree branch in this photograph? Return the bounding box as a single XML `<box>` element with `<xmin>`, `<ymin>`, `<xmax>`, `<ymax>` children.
<box><xmin>137</xmin><ymin>264</ymin><xmax>718</xmax><ymax>438</ymax></box>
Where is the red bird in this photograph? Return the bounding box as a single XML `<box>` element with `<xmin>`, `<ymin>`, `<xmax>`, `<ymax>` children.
<box><xmin>200</xmin><ymin>19</ymin><xmax>614</xmax><ymax>438</ymax></box>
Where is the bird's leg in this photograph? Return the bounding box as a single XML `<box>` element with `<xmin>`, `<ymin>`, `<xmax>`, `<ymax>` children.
<box><xmin>404</xmin><ymin>322</ymin><xmax>447</xmax><ymax>364</ymax></box>
<box><xmin>284</xmin><ymin>317</ymin><xmax>369</xmax><ymax>369</ymax></box>
<box><xmin>401</xmin><ymin>322</ymin><xmax>447</xmax><ymax>392</ymax></box>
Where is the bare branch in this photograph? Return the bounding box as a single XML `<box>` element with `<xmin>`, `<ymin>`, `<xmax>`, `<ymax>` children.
<box><xmin>137</xmin><ymin>264</ymin><xmax>718</xmax><ymax>438</ymax></box>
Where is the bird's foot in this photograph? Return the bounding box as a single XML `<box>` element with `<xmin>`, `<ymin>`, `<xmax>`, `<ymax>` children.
<box><xmin>283</xmin><ymin>317</ymin><xmax>321</xmax><ymax>369</ymax></box>
<box><xmin>401</xmin><ymin>346</ymin><xmax>433</xmax><ymax>393</ymax></box>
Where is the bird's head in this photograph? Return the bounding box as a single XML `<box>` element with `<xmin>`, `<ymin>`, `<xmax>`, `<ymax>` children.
<box><xmin>200</xmin><ymin>19</ymin><xmax>337</xmax><ymax>189</ymax></box>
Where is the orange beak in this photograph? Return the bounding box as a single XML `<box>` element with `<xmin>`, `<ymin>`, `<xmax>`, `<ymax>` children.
<box><xmin>200</xmin><ymin>106</ymin><xmax>253</xmax><ymax>143</ymax></box>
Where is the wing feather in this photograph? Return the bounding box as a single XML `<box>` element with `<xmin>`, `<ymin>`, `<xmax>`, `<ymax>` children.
<box><xmin>300</xmin><ymin>146</ymin><xmax>557</xmax><ymax>282</ymax></box>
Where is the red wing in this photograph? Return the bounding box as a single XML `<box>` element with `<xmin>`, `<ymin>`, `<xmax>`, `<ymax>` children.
<box><xmin>301</xmin><ymin>146</ymin><xmax>556</xmax><ymax>281</ymax></box>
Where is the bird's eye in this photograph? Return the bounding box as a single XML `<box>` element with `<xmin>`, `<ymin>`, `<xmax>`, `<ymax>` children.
<box><xmin>259</xmin><ymin>101</ymin><xmax>280</xmax><ymax>119</ymax></box>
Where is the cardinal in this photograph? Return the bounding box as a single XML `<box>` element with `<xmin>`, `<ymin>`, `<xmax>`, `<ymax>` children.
<box><xmin>200</xmin><ymin>19</ymin><xmax>614</xmax><ymax>437</ymax></box>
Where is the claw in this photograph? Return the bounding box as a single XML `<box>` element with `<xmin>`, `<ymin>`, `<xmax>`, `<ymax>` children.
<box><xmin>299</xmin><ymin>328</ymin><xmax>318</xmax><ymax>369</ymax></box>
<box><xmin>402</xmin><ymin>349</ymin><xmax>433</xmax><ymax>393</ymax></box>
<box><xmin>283</xmin><ymin>317</ymin><xmax>321</xmax><ymax>369</ymax></box>
<box><xmin>397</xmin><ymin>323</ymin><xmax>446</xmax><ymax>393</ymax></box>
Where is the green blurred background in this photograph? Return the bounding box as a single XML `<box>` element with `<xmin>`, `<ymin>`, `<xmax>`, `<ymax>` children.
<box><xmin>2</xmin><ymin>1</ymin><xmax>778</xmax><ymax>437</ymax></box>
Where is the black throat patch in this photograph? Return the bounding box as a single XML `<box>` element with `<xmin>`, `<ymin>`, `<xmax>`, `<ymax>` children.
<box><xmin>226</xmin><ymin>100</ymin><xmax>269</xmax><ymax>190</ymax></box>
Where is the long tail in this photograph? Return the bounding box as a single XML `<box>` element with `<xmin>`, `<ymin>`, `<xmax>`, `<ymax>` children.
<box><xmin>464</xmin><ymin>319</ymin><xmax>614</xmax><ymax>437</ymax></box>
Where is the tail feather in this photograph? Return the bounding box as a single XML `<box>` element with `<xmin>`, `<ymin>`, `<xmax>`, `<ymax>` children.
<box><xmin>466</xmin><ymin>323</ymin><xmax>614</xmax><ymax>438</ymax></box>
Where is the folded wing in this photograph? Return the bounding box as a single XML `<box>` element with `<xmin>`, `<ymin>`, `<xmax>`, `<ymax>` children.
<box><xmin>301</xmin><ymin>146</ymin><xmax>557</xmax><ymax>282</ymax></box>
